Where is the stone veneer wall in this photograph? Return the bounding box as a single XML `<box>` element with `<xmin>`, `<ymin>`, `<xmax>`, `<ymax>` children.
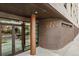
<box><xmin>39</xmin><ymin>18</ymin><xmax>79</xmax><ymax>50</ymax></box>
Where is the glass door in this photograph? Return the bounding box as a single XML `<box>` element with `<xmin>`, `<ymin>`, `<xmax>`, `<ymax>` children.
<box><xmin>1</xmin><ymin>25</ymin><xmax>23</xmax><ymax>55</ymax></box>
<box><xmin>14</xmin><ymin>26</ymin><xmax>22</xmax><ymax>53</ymax></box>
<box><xmin>25</xmin><ymin>22</ymin><xmax>30</xmax><ymax>50</ymax></box>
<box><xmin>0</xmin><ymin>19</ymin><xmax>39</xmax><ymax>56</ymax></box>
<box><xmin>1</xmin><ymin>25</ymin><xmax>12</xmax><ymax>56</ymax></box>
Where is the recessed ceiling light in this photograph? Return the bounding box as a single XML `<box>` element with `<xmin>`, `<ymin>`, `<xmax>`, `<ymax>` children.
<box><xmin>34</xmin><ymin>11</ymin><xmax>38</xmax><ymax>14</ymax></box>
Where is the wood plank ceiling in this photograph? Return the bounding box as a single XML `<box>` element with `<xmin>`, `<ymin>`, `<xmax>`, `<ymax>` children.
<box><xmin>0</xmin><ymin>3</ymin><xmax>65</xmax><ymax>19</ymax></box>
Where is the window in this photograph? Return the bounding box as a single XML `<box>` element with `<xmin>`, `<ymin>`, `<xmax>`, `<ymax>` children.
<box><xmin>0</xmin><ymin>18</ymin><xmax>39</xmax><ymax>56</ymax></box>
<box><xmin>62</xmin><ymin>23</ymin><xmax>72</xmax><ymax>28</ymax></box>
<box><xmin>70</xmin><ymin>3</ymin><xmax>72</xmax><ymax>17</ymax></box>
<box><xmin>64</xmin><ymin>3</ymin><xmax>67</xmax><ymax>9</ymax></box>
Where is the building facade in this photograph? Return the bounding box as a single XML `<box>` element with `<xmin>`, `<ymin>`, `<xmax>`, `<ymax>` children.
<box><xmin>0</xmin><ymin>3</ymin><xmax>78</xmax><ymax>56</ymax></box>
<box><xmin>49</xmin><ymin>3</ymin><xmax>78</xmax><ymax>27</ymax></box>
<box><xmin>39</xmin><ymin>3</ymin><xmax>79</xmax><ymax>50</ymax></box>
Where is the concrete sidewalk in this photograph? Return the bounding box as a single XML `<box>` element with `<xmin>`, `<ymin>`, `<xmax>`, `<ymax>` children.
<box><xmin>16</xmin><ymin>33</ymin><xmax>79</xmax><ymax>56</ymax></box>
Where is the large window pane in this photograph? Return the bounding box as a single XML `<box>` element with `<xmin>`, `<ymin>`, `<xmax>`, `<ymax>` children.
<box><xmin>25</xmin><ymin>22</ymin><xmax>30</xmax><ymax>50</ymax></box>
<box><xmin>2</xmin><ymin>25</ymin><xmax>12</xmax><ymax>56</ymax></box>
<box><xmin>15</xmin><ymin>26</ymin><xmax>22</xmax><ymax>52</ymax></box>
<box><xmin>24</xmin><ymin>22</ymin><xmax>39</xmax><ymax>51</ymax></box>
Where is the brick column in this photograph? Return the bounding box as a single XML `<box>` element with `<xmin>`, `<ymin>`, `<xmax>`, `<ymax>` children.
<box><xmin>30</xmin><ymin>14</ymin><xmax>36</xmax><ymax>55</ymax></box>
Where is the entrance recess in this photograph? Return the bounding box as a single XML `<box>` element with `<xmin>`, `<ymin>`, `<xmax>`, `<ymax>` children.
<box><xmin>0</xmin><ymin>18</ymin><xmax>39</xmax><ymax>56</ymax></box>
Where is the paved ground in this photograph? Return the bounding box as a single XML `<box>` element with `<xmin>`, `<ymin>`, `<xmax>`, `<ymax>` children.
<box><xmin>2</xmin><ymin>36</ymin><xmax>30</xmax><ymax>56</ymax></box>
<box><xmin>16</xmin><ymin>33</ymin><xmax>79</xmax><ymax>56</ymax></box>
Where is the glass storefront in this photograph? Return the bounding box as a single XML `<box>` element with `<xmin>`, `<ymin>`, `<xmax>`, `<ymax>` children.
<box><xmin>15</xmin><ymin>26</ymin><xmax>22</xmax><ymax>53</ymax></box>
<box><xmin>0</xmin><ymin>18</ymin><xmax>39</xmax><ymax>56</ymax></box>
<box><xmin>2</xmin><ymin>25</ymin><xmax>12</xmax><ymax>55</ymax></box>
<box><xmin>25</xmin><ymin>23</ymin><xmax>30</xmax><ymax>51</ymax></box>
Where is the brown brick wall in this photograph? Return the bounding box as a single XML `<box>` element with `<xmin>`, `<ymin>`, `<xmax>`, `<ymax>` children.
<box><xmin>39</xmin><ymin>18</ymin><xmax>79</xmax><ymax>50</ymax></box>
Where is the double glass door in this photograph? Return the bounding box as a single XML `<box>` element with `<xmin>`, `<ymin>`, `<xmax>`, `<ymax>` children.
<box><xmin>0</xmin><ymin>24</ymin><xmax>23</xmax><ymax>56</ymax></box>
<box><xmin>0</xmin><ymin>21</ymin><xmax>39</xmax><ymax>56</ymax></box>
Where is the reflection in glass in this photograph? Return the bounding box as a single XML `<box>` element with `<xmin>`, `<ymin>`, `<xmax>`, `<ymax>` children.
<box><xmin>25</xmin><ymin>23</ymin><xmax>30</xmax><ymax>50</ymax></box>
<box><xmin>24</xmin><ymin>22</ymin><xmax>39</xmax><ymax>51</ymax></box>
<box><xmin>2</xmin><ymin>25</ymin><xmax>12</xmax><ymax>55</ymax></box>
<box><xmin>15</xmin><ymin>26</ymin><xmax>22</xmax><ymax>52</ymax></box>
